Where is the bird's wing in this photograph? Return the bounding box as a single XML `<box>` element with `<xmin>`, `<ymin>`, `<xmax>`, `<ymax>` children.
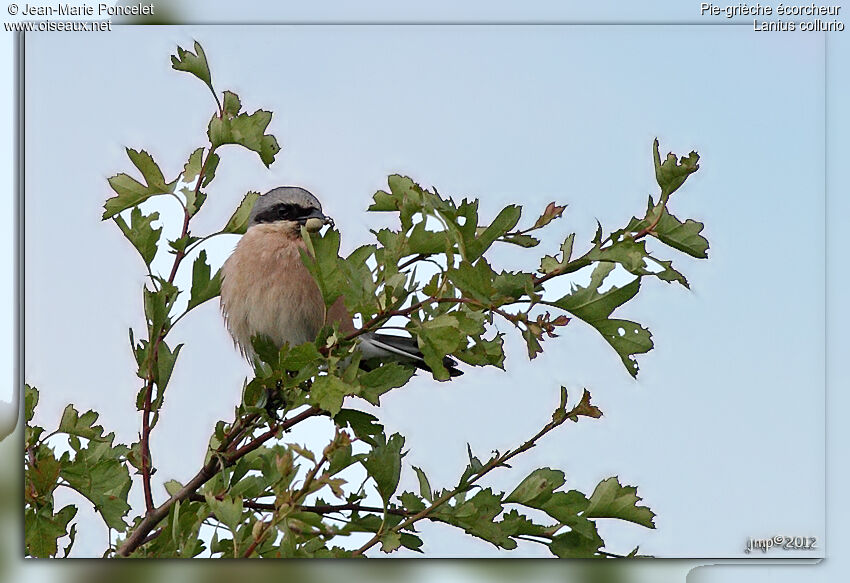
<box><xmin>360</xmin><ymin>332</ymin><xmax>463</xmax><ymax>377</ymax></box>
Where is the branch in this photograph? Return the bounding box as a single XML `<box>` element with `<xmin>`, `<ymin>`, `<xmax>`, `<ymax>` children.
<box><xmin>115</xmin><ymin>405</ymin><xmax>324</xmax><ymax>557</ymax></box>
<box><xmin>350</xmin><ymin>392</ymin><xmax>593</xmax><ymax>557</ymax></box>
<box><xmin>243</xmin><ymin>452</ymin><xmax>328</xmax><ymax>558</ymax></box>
<box><xmin>136</xmin><ymin>140</ymin><xmax>221</xmax><ymax>515</ymax></box>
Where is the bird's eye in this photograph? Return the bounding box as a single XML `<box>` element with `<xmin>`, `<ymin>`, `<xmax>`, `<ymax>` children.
<box><xmin>276</xmin><ymin>204</ymin><xmax>295</xmax><ymax>220</ymax></box>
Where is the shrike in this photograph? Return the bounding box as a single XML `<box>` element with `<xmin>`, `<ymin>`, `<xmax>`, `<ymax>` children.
<box><xmin>220</xmin><ymin>186</ymin><xmax>461</xmax><ymax>377</ymax></box>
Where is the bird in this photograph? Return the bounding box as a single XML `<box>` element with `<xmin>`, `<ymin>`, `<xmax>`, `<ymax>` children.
<box><xmin>220</xmin><ymin>186</ymin><xmax>462</xmax><ymax>377</ymax></box>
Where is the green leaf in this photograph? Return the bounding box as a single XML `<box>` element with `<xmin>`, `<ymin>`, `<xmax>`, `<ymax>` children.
<box><xmin>201</xmin><ymin>152</ymin><xmax>220</xmax><ymax>188</ymax></box>
<box><xmin>549</xmin><ymin>529</ymin><xmax>604</xmax><ymax>558</ymax></box>
<box><xmin>102</xmin><ymin>149</ymin><xmax>178</xmax><ymax>219</ymax></box>
<box><xmin>187</xmin><ymin>250</ymin><xmax>221</xmax><ymax>310</ymax></box>
<box><xmin>499</xmin><ymin>233</ymin><xmax>540</xmax><ymax>248</ymax></box>
<box><xmin>413</xmin><ymin>466</ymin><xmax>433</xmax><ymax>502</ymax></box>
<box><xmin>182</xmin><ymin>147</ymin><xmax>204</xmax><ymax>184</ymax></box>
<box><xmin>205</xmin><ymin>492</ymin><xmax>244</xmax><ymax>531</ymax></box>
<box><xmin>171</xmin><ymin>41</ymin><xmax>214</xmax><ymax>95</ymax></box>
<box><xmin>299</xmin><ymin>228</ymin><xmax>347</xmax><ymax>307</ymax></box>
<box><xmin>412</xmin><ymin>314</ymin><xmax>465</xmax><ymax>380</ymax></box>
<box><xmin>539</xmin><ymin>234</ymin><xmax>575</xmax><ymax>275</ymax></box>
<box><xmin>399</xmin><ymin>491</ymin><xmax>427</xmax><ymax>512</ymax></box>
<box><xmin>222</xmin><ymin>90</ymin><xmax>241</xmax><ymax>117</ymax></box>
<box><xmin>505</xmin><ymin>468</ymin><xmax>565</xmax><ymax>506</ymax></box>
<box><xmin>380</xmin><ymin>531</ymin><xmax>402</xmax><ymax>553</ymax></box>
<box><xmin>310</xmin><ymin>375</ymin><xmax>355</xmax><ymax>416</ymax></box>
<box><xmin>114</xmin><ymin>207</ymin><xmax>162</xmax><ymax>266</ymax></box>
<box><xmin>363</xmin><ymin>433</ymin><xmax>405</xmax><ymax>505</ymax></box>
<box><xmin>653</xmin><ymin>208</ymin><xmax>709</xmax><ymax>259</ymax></box>
<box><xmin>358</xmin><ymin>363</ymin><xmax>415</xmax><ymax>405</ymax></box>
<box><xmin>447</xmin><ymin>259</ymin><xmax>497</xmax><ymax>304</ymax></box>
<box><xmin>25</xmin><ymin>504</ymin><xmax>77</xmax><ymax>557</ymax></box>
<box><xmin>25</xmin><ymin>384</ymin><xmax>38</xmax><ymax>423</ymax></box>
<box><xmin>27</xmin><ymin>450</ymin><xmax>62</xmax><ymax>499</ymax></box>
<box><xmin>182</xmin><ymin>186</ymin><xmax>207</xmax><ymax>218</ymax></box>
<box><xmin>467</xmin><ymin>204</ymin><xmax>522</xmax><ymax>261</ymax></box>
<box><xmin>155</xmin><ymin>340</ymin><xmax>184</xmax><ymax>397</ymax></box>
<box><xmin>498</xmin><ymin>509</ymin><xmax>549</xmax><ymax>539</ymax></box>
<box><xmin>222</xmin><ymin>191</ymin><xmax>260</xmax><ymax>235</ymax></box>
<box><xmin>653</xmin><ymin>138</ymin><xmax>700</xmax><ymax>197</ymax></box>
<box><xmin>334</xmin><ymin>410</ymin><xmax>385</xmax><ymax>447</ymax></box>
<box><xmin>454</xmin><ymin>334</ymin><xmax>506</xmax><ymax>369</ymax></box>
<box><xmin>592</xmin><ymin>319</ymin><xmax>653</xmax><ymax>377</ymax></box>
<box><xmin>584</xmin><ymin>477</ymin><xmax>656</xmax><ymax>529</ymax></box>
<box><xmin>59</xmin><ymin>436</ymin><xmax>131</xmax><ymax>531</ymax></box>
<box><xmin>164</xmin><ymin>480</ymin><xmax>183</xmax><ymax>496</ymax></box>
<box><xmin>126</xmin><ymin>148</ymin><xmax>171</xmax><ymax>192</ymax></box>
<box><xmin>58</xmin><ymin>406</ymin><xmax>109</xmax><ymax>442</ymax></box>
<box><xmin>144</xmin><ymin>283</ymin><xmax>174</xmax><ymax>340</ymax></box>
<box><xmin>431</xmin><ymin>488</ymin><xmax>515</xmax><ymax>549</ymax></box>
<box><xmin>552</xmin><ymin>263</ymin><xmax>651</xmax><ymax>377</ymax></box>
<box><xmin>208</xmin><ymin>109</ymin><xmax>280</xmax><ymax>167</ymax></box>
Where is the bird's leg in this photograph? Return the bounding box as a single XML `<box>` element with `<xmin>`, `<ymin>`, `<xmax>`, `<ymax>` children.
<box><xmin>262</xmin><ymin>379</ymin><xmax>286</xmax><ymax>421</ymax></box>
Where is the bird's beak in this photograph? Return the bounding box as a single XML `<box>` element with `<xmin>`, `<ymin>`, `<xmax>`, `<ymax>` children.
<box><xmin>297</xmin><ymin>208</ymin><xmax>334</xmax><ymax>227</ymax></box>
<box><xmin>298</xmin><ymin>208</ymin><xmax>334</xmax><ymax>232</ymax></box>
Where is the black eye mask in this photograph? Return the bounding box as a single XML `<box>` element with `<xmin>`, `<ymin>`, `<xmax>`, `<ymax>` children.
<box><xmin>254</xmin><ymin>203</ymin><xmax>321</xmax><ymax>224</ymax></box>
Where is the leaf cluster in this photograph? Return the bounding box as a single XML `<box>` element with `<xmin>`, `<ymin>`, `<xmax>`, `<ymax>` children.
<box><xmin>23</xmin><ymin>41</ymin><xmax>708</xmax><ymax>559</ymax></box>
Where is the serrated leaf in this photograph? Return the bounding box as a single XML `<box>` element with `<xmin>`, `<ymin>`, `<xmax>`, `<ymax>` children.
<box><xmin>222</xmin><ymin>90</ymin><xmax>241</xmax><ymax>117</ymax></box>
<box><xmin>653</xmin><ymin>138</ymin><xmax>700</xmax><ymax>197</ymax></box>
<box><xmin>208</xmin><ymin>109</ymin><xmax>280</xmax><ymax>167</ymax></box>
<box><xmin>181</xmin><ymin>186</ymin><xmax>207</xmax><ymax>218</ymax></box>
<box><xmin>549</xmin><ymin>529</ymin><xmax>604</xmax><ymax>558</ymax></box>
<box><xmin>182</xmin><ymin>147</ymin><xmax>204</xmax><ymax>184</ymax></box>
<box><xmin>114</xmin><ymin>207</ymin><xmax>161</xmax><ymax>266</ymax></box>
<box><xmin>333</xmin><ymin>410</ymin><xmax>385</xmax><ymax>447</ymax></box>
<box><xmin>539</xmin><ymin>234</ymin><xmax>575</xmax><ymax>275</ymax></box>
<box><xmin>187</xmin><ymin>250</ymin><xmax>221</xmax><ymax>310</ymax></box>
<box><xmin>200</xmin><ymin>151</ymin><xmax>219</xmax><ymax>188</ymax></box>
<box><xmin>592</xmin><ymin>319</ymin><xmax>653</xmax><ymax>377</ymax></box>
<box><xmin>552</xmin><ymin>263</ymin><xmax>651</xmax><ymax>377</ymax></box>
<box><xmin>380</xmin><ymin>531</ymin><xmax>402</xmax><ymax>553</ymax></box>
<box><xmin>102</xmin><ymin>149</ymin><xmax>178</xmax><ymax>219</ymax></box>
<box><xmin>205</xmin><ymin>492</ymin><xmax>244</xmax><ymax>531</ymax></box>
<box><xmin>412</xmin><ymin>314</ymin><xmax>465</xmax><ymax>380</ymax></box>
<box><xmin>585</xmin><ymin>477</ymin><xmax>656</xmax><ymax>528</ymax></box>
<box><xmin>58</xmin><ymin>406</ymin><xmax>108</xmax><ymax>441</ymax></box>
<box><xmin>222</xmin><ymin>191</ymin><xmax>260</xmax><ymax>234</ymax></box>
<box><xmin>126</xmin><ymin>148</ymin><xmax>171</xmax><ymax>192</ymax></box>
<box><xmin>25</xmin><ymin>505</ymin><xmax>77</xmax><ymax>557</ymax></box>
<box><xmin>358</xmin><ymin>363</ymin><xmax>415</xmax><ymax>405</ymax></box>
<box><xmin>431</xmin><ymin>488</ymin><xmax>515</xmax><ymax>549</ymax></box>
<box><xmin>25</xmin><ymin>384</ymin><xmax>39</xmax><ymax>423</ymax></box>
<box><xmin>363</xmin><ymin>433</ymin><xmax>405</xmax><ymax>505</ymax></box>
<box><xmin>171</xmin><ymin>41</ymin><xmax>214</xmax><ymax>94</ymax></box>
<box><xmin>454</xmin><ymin>329</ymin><xmax>505</xmax><ymax>368</ymax></box>
<box><xmin>310</xmin><ymin>375</ymin><xmax>355</xmax><ymax>416</ymax></box>
<box><xmin>60</xmin><ymin>436</ymin><xmax>131</xmax><ymax>531</ymax></box>
<box><xmin>653</xmin><ymin>209</ymin><xmax>709</xmax><ymax>259</ymax></box>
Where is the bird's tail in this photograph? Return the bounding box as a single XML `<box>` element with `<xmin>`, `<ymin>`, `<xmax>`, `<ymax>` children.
<box><xmin>359</xmin><ymin>333</ymin><xmax>463</xmax><ymax>378</ymax></box>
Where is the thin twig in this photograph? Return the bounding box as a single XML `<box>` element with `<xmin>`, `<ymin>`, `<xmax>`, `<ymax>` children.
<box><xmin>115</xmin><ymin>406</ymin><xmax>323</xmax><ymax>557</ymax></box>
<box><xmin>350</xmin><ymin>402</ymin><xmax>578</xmax><ymax>557</ymax></box>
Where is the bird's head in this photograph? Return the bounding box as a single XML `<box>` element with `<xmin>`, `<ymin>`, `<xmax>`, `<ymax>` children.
<box><xmin>248</xmin><ymin>186</ymin><xmax>334</xmax><ymax>236</ymax></box>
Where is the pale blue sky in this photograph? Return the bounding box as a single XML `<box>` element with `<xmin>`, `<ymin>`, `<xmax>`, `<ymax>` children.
<box><xmin>5</xmin><ymin>2</ymin><xmax>849</xmax><ymax>580</ymax></box>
